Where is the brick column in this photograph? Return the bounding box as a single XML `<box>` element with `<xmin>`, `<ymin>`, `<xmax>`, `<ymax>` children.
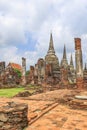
<box><xmin>29</xmin><ymin>66</ymin><xmax>34</xmax><ymax>84</ymax></box>
<box><xmin>22</xmin><ymin>57</ymin><xmax>26</xmax><ymax>85</ymax></box>
<box><xmin>75</xmin><ymin>38</ymin><xmax>84</xmax><ymax>89</ymax></box>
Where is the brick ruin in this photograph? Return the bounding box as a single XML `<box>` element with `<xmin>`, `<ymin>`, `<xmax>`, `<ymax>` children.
<box><xmin>0</xmin><ymin>62</ymin><xmax>5</xmax><ymax>73</ymax></box>
<box><xmin>27</xmin><ymin>34</ymin><xmax>87</xmax><ymax>89</ymax></box>
<box><xmin>0</xmin><ymin>102</ymin><xmax>28</xmax><ymax>130</ymax></box>
<box><xmin>27</xmin><ymin>34</ymin><xmax>76</xmax><ymax>88</ymax></box>
<box><xmin>75</xmin><ymin>38</ymin><xmax>84</xmax><ymax>89</ymax></box>
<box><xmin>21</xmin><ymin>57</ymin><xmax>26</xmax><ymax>85</ymax></box>
<box><xmin>0</xmin><ymin>59</ymin><xmax>25</xmax><ymax>88</ymax></box>
<box><xmin>0</xmin><ymin>33</ymin><xmax>87</xmax><ymax>89</ymax></box>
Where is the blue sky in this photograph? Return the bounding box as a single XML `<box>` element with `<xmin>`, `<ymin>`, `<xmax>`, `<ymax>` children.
<box><xmin>0</xmin><ymin>0</ymin><xmax>87</xmax><ymax>69</ymax></box>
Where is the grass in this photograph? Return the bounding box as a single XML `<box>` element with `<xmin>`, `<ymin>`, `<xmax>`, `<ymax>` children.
<box><xmin>0</xmin><ymin>87</ymin><xmax>25</xmax><ymax>98</ymax></box>
<box><xmin>0</xmin><ymin>85</ymin><xmax>42</xmax><ymax>98</ymax></box>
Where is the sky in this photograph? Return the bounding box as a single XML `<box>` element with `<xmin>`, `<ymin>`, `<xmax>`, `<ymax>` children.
<box><xmin>0</xmin><ymin>0</ymin><xmax>87</xmax><ymax>69</ymax></box>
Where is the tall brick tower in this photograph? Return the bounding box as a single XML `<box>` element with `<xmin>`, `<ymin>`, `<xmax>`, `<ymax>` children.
<box><xmin>75</xmin><ymin>38</ymin><xmax>84</xmax><ymax>89</ymax></box>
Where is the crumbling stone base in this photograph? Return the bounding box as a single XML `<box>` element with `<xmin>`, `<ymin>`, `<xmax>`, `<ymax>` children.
<box><xmin>0</xmin><ymin>102</ymin><xmax>28</xmax><ymax>130</ymax></box>
<box><xmin>76</xmin><ymin>77</ymin><xmax>84</xmax><ymax>89</ymax></box>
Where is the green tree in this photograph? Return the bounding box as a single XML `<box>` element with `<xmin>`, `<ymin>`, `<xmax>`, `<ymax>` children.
<box><xmin>26</xmin><ymin>70</ymin><xmax>30</xmax><ymax>76</ymax></box>
<box><xmin>14</xmin><ymin>69</ymin><xmax>22</xmax><ymax>78</ymax></box>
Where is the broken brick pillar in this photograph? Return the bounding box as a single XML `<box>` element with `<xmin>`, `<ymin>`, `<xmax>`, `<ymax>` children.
<box><xmin>22</xmin><ymin>57</ymin><xmax>26</xmax><ymax>85</ymax></box>
<box><xmin>60</xmin><ymin>67</ymin><xmax>69</xmax><ymax>87</ymax></box>
<box><xmin>34</xmin><ymin>64</ymin><xmax>38</xmax><ymax>84</ymax></box>
<box><xmin>0</xmin><ymin>61</ymin><xmax>5</xmax><ymax>73</ymax></box>
<box><xmin>29</xmin><ymin>66</ymin><xmax>34</xmax><ymax>84</ymax></box>
<box><xmin>37</xmin><ymin>58</ymin><xmax>45</xmax><ymax>84</ymax></box>
<box><xmin>75</xmin><ymin>38</ymin><xmax>84</xmax><ymax>89</ymax></box>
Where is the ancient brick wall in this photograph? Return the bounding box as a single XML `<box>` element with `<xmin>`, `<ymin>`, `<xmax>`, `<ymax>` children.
<box><xmin>0</xmin><ymin>102</ymin><xmax>28</xmax><ymax>130</ymax></box>
<box><xmin>60</xmin><ymin>67</ymin><xmax>69</xmax><ymax>86</ymax></box>
<box><xmin>28</xmin><ymin>66</ymin><xmax>34</xmax><ymax>84</ymax></box>
<box><xmin>0</xmin><ymin>62</ymin><xmax>5</xmax><ymax>74</ymax></box>
<box><xmin>37</xmin><ymin>58</ymin><xmax>45</xmax><ymax>84</ymax></box>
<box><xmin>45</xmin><ymin>64</ymin><xmax>53</xmax><ymax>77</ymax></box>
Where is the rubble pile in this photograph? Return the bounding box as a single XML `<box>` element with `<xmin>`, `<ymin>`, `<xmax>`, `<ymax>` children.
<box><xmin>69</xmin><ymin>98</ymin><xmax>87</xmax><ymax>110</ymax></box>
<box><xmin>14</xmin><ymin>91</ymin><xmax>31</xmax><ymax>97</ymax></box>
<box><xmin>59</xmin><ymin>95</ymin><xmax>87</xmax><ymax>110</ymax></box>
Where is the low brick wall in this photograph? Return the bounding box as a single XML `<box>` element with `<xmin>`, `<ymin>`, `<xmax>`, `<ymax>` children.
<box><xmin>0</xmin><ymin>102</ymin><xmax>28</xmax><ymax>130</ymax></box>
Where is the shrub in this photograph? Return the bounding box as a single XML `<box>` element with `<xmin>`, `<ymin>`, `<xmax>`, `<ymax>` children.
<box><xmin>14</xmin><ymin>69</ymin><xmax>22</xmax><ymax>78</ymax></box>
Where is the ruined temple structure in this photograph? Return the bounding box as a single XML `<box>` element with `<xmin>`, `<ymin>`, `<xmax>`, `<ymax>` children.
<box><xmin>28</xmin><ymin>58</ymin><xmax>45</xmax><ymax>84</ymax></box>
<box><xmin>0</xmin><ymin>33</ymin><xmax>86</xmax><ymax>89</ymax></box>
<box><xmin>45</xmin><ymin>33</ymin><xmax>61</xmax><ymax>84</ymax></box>
<box><xmin>27</xmin><ymin>33</ymin><xmax>61</xmax><ymax>86</ymax></box>
<box><xmin>1</xmin><ymin>63</ymin><xmax>22</xmax><ymax>85</ymax></box>
<box><xmin>0</xmin><ymin>58</ymin><xmax>27</xmax><ymax>87</ymax></box>
<box><xmin>27</xmin><ymin>33</ymin><xmax>77</xmax><ymax>88</ymax></box>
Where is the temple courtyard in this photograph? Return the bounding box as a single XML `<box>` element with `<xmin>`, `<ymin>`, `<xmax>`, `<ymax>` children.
<box><xmin>0</xmin><ymin>89</ymin><xmax>87</xmax><ymax>130</ymax></box>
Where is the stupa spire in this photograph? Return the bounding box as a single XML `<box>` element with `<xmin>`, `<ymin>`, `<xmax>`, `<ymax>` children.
<box><xmin>63</xmin><ymin>44</ymin><xmax>66</xmax><ymax>59</ymax></box>
<box><xmin>61</xmin><ymin>44</ymin><xmax>68</xmax><ymax>68</ymax></box>
<box><xmin>70</xmin><ymin>54</ymin><xmax>73</xmax><ymax>66</ymax></box>
<box><xmin>48</xmin><ymin>33</ymin><xmax>55</xmax><ymax>54</ymax></box>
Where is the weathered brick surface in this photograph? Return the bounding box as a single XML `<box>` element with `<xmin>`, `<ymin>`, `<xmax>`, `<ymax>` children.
<box><xmin>0</xmin><ymin>89</ymin><xmax>87</xmax><ymax>130</ymax></box>
<box><xmin>0</xmin><ymin>62</ymin><xmax>5</xmax><ymax>74</ymax></box>
<box><xmin>75</xmin><ymin>37</ymin><xmax>84</xmax><ymax>89</ymax></box>
<box><xmin>26</xmin><ymin>89</ymin><xmax>87</xmax><ymax>130</ymax></box>
<box><xmin>28</xmin><ymin>66</ymin><xmax>34</xmax><ymax>84</ymax></box>
<box><xmin>83</xmin><ymin>67</ymin><xmax>87</xmax><ymax>88</ymax></box>
<box><xmin>76</xmin><ymin>77</ymin><xmax>84</xmax><ymax>89</ymax></box>
<box><xmin>0</xmin><ymin>102</ymin><xmax>28</xmax><ymax>130</ymax></box>
<box><xmin>75</xmin><ymin>38</ymin><xmax>81</xmax><ymax>50</ymax></box>
<box><xmin>69</xmin><ymin>99</ymin><xmax>87</xmax><ymax>110</ymax></box>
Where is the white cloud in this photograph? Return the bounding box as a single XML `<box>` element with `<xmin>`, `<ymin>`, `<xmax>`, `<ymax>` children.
<box><xmin>0</xmin><ymin>0</ymin><xmax>87</xmax><ymax>69</ymax></box>
<box><xmin>0</xmin><ymin>46</ymin><xmax>20</xmax><ymax>65</ymax></box>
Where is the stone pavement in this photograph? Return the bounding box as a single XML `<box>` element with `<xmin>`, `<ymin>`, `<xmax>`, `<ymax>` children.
<box><xmin>0</xmin><ymin>89</ymin><xmax>87</xmax><ymax>130</ymax></box>
<box><xmin>27</xmin><ymin>104</ymin><xmax>87</xmax><ymax>130</ymax></box>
